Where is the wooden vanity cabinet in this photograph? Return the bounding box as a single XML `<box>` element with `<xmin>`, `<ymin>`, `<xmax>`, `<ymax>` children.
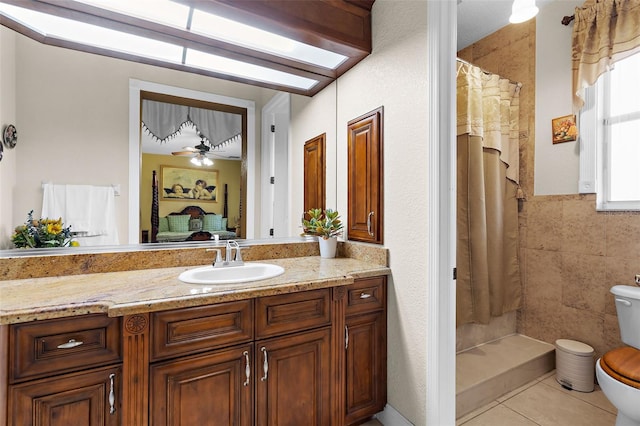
<box><xmin>149</xmin><ymin>289</ymin><xmax>333</xmax><ymax>426</ymax></box>
<box><xmin>10</xmin><ymin>365</ymin><xmax>122</xmax><ymax>426</ymax></box>
<box><xmin>255</xmin><ymin>289</ymin><xmax>333</xmax><ymax>426</ymax></box>
<box><xmin>150</xmin><ymin>343</ymin><xmax>253</xmax><ymax>426</ymax></box>
<box><xmin>5</xmin><ymin>314</ymin><xmax>122</xmax><ymax>426</ymax></box>
<box><xmin>149</xmin><ymin>301</ymin><xmax>254</xmax><ymax>425</ymax></box>
<box><xmin>344</xmin><ymin>277</ymin><xmax>387</xmax><ymax>425</ymax></box>
<box><xmin>1</xmin><ymin>277</ymin><xmax>388</xmax><ymax>426</ymax></box>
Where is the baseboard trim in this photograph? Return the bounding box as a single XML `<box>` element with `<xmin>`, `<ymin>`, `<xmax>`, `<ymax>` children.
<box><xmin>375</xmin><ymin>404</ymin><xmax>414</xmax><ymax>426</ymax></box>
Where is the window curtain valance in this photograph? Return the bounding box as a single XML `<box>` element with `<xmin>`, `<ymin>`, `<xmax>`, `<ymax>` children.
<box><xmin>572</xmin><ymin>0</ymin><xmax>640</xmax><ymax>111</ymax></box>
<box><xmin>142</xmin><ymin>100</ymin><xmax>242</xmax><ymax>147</ymax></box>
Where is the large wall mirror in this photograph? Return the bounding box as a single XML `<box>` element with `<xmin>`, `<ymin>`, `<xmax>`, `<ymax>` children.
<box><xmin>0</xmin><ymin>26</ymin><xmax>338</xmax><ymax>252</ymax></box>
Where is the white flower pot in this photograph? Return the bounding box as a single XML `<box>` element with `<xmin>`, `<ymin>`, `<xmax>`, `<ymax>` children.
<box><xmin>318</xmin><ymin>236</ymin><xmax>337</xmax><ymax>258</ymax></box>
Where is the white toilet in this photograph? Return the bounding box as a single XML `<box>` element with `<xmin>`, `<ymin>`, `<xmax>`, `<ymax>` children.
<box><xmin>596</xmin><ymin>285</ymin><xmax>640</xmax><ymax>426</ymax></box>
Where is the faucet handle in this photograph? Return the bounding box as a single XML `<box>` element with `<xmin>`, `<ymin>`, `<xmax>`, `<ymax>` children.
<box><xmin>225</xmin><ymin>240</ymin><xmax>243</xmax><ymax>264</ymax></box>
<box><xmin>206</xmin><ymin>248</ymin><xmax>222</xmax><ymax>266</ymax></box>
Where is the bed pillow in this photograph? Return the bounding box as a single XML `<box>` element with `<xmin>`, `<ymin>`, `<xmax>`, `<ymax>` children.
<box><xmin>189</xmin><ymin>218</ymin><xmax>203</xmax><ymax>232</ymax></box>
<box><xmin>158</xmin><ymin>216</ymin><xmax>169</xmax><ymax>233</ymax></box>
<box><xmin>221</xmin><ymin>217</ymin><xmax>228</xmax><ymax>231</ymax></box>
<box><xmin>167</xmin><ymin>215</ymin><xmax>190</xmax><ymax>232</ymax></box>
<box><xmin>203</xmin><ymin>214</ymin><xmax>222</xmax><ymax>232</ymax></box>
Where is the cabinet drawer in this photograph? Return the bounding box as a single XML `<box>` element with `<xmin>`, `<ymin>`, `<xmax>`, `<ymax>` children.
<box><xmin>256</xmin><ymin>289</ymin><xmax>331</xmax><ymax>339</ymax></box>
<box><xmin>10</xmin><ymin>314</ymin><xmax>121</xmax><ymax>383</ymax></box>
<box><xmin>346</xmin><ymin>276</ymin><xmax>386</xmax><ymax>315</ymax></box>
<box><xmin>151</xmin><ymin>300</ymin><xmax>253</xmax><ymax>361</ymax></box>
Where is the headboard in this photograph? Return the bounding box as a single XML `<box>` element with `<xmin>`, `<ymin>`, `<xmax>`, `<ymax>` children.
<box><xmin>169</xmin><ymin>205</ymin><xmax>207</xmax><ymax>219</ymax></box>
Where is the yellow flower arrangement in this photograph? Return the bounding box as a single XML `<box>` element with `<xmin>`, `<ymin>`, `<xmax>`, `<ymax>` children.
<box><xmin>11</xmin><ymin>210</ymin><xmax>73</xmax><ymax>248</ymax></box>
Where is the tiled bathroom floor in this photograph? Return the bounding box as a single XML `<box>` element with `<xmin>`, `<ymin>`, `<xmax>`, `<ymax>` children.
<box><xmin>362</xmin><ymin>370</ymin><xmax>616</xmax><ymax>426</ymax></box>
<box><xmin>456</xmin><ymin>371</ymin><xmax>617</xmax><ymax>426</ymax></box>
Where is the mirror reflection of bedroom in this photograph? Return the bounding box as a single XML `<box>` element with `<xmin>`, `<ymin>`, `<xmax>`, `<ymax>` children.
<box><xmin>139</xmin><ymin>92</ymin><xmax>246</xmax><ymax>243</ymax></box>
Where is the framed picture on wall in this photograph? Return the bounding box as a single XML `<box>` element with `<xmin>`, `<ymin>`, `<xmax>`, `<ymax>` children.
<box><xmin>160</xmin><ymin>165</ymin><xmax>218</xmax><ymax>202</ymax></box>
<box><xmin>552</xmin><ymin>114</ymin><xmax>578</xmax><ymax>144</ymax></box>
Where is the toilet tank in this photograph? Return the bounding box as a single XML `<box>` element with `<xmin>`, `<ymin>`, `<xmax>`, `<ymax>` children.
<box><xmin>611</xmin><ymin>285</ymin><xmax>640</xmax><ymax>349</ymax></box>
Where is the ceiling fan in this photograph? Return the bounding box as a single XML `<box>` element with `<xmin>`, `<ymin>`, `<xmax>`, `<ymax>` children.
<box><xmin>171</xmin><ymin>138</ymin><xmax>225</xmax><ymax>166</ymax></box>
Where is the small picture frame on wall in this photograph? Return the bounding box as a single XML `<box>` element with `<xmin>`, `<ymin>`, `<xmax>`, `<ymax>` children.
<box><xmin>552</xmin><ymin>114</ymin><xmax>578</xmax><ymax>144</ymax></box>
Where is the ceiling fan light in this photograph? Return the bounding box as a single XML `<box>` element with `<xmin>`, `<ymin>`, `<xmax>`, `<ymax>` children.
<box><xmin>190</xmin><ymin>156</ymin><xmax>202</xmax><ymax>166</ymax></box>
<box><xmin>202</xmin><ymin>157</ymin><xmax>213</xmax><ymax>166</ymax></box>
<box><xmin>509</xmin><ymin>0</ymin><xmax>538</xmax><ymax>24</ymax></box>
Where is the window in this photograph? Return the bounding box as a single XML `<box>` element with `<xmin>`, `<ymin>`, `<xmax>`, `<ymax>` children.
<box><xmin>579</xmin><ymin>53</ymin><xmax>640</xmax><ymax>210</ymax></box>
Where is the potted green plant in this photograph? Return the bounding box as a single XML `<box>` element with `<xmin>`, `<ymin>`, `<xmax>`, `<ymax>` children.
<box><xmin>301</xmin><ymin>208</ymin><xmax>343</xmax><ymax>258</ymax></box>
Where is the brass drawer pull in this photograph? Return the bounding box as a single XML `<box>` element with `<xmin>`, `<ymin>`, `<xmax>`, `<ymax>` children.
<box><xmin>57</xmin><ymin>339</ymin><xmax>84</xmax><ymax>349</ymax></box>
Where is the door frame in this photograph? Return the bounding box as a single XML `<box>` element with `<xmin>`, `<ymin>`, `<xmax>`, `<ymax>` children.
<box><xmin>260</xmin><ymin>92</ymin><xmax>290</xmax><ymax>238</ymax></box>
<box><xmin>128</xmin><ymin>79</ymin><xmax>256</xmax><ymax>242</ymax></box>
<box><xmin>426</xmin><ymin>1</ymin><xmax>457</xmax><ymax>424</ymax></box>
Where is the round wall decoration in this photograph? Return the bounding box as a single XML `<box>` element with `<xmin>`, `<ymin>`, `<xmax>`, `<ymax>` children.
<box><xmin>3</xmin><ymin>124</ymin><xmax>17</xmax><ymax>148</ymax></box>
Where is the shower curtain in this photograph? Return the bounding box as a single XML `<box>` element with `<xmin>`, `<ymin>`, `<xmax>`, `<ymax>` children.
<box><xmin>456</xmin><ymin>60</ymin><xmax>522</xmax><ymax>326</ymax></box>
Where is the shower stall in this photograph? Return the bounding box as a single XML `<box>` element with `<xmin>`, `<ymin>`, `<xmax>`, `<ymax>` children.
<box><xmin>455</xmin><ymin>59</ymin><xmax>555</xmax><ymax>418</ymax></box>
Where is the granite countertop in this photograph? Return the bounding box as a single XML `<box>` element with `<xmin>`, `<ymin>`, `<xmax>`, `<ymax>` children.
<box><xmin>0</xmin><ymin>257</ymin><xmax>390</xmax><ymax>325</ymax></box>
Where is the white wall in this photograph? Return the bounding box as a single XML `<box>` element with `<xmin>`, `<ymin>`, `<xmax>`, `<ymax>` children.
<box><xmin>535</xmin><ymin>0</ymin><xmax>583</xmax><ymax>195</ymax></box>
<box><xmin>0</xmin><ymin>27</ymin><xmax>17</xmax><ymax>249</ymax></box>
<box><xmin>336</xmin><ymin>0</ymin><xmax>430</xmax><ymax>423</ymax></box>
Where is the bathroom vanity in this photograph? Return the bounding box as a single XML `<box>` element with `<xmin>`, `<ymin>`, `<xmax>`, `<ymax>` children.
<box><xmin>0</xmin><ymin>247</ymin><xmax>389</xmax><ymax>426</ymax></box>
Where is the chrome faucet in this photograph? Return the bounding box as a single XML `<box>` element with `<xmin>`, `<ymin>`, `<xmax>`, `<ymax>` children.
<box><xmin>208</xmin><ymin>248</ymin><xmax>223</xmax><ymax>267</ymax></box>
<box><xmin>212</xmin><ymin>240</ymin><xmax>244</xmax><ymax>268</ymax></box>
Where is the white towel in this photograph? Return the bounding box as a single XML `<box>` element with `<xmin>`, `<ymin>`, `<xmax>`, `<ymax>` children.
<box><xmin>42</xmin><ymin>184</ymin><xmax>119</xmax><ymax>245</ymax></box>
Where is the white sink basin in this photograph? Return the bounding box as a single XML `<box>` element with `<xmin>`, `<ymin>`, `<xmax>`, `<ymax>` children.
<box><xmin>179</xmin><ymin>263</ymin><xmax>285</xmax><ymax>284</ymax></box>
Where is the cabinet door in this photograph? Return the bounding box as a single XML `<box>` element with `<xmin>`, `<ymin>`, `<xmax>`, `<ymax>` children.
<box><xmin>256</xmin><ymin>328</ymin><xmax>331</xmax><ymax>426</ymax></box>
<box><xmin>303</xmin><ymin>133</ymin><xmax>326</xmax><ymax>212</ymax></box>
<box><xmin>347</xmin><ymin>107</ymin><xmax>383</xmax><ymax>244</ymax></box>
<box><xmin>9</xmin><ymin>365</ymin><xmax>121</xmax><ymax>426</ymax></box>
<box><xmin>150</xmin><ymin>344</ymin><xmax>252</xmax><ymax>426</ymax></box>
<box><xmin>345</xmin><ymin>312</ymin><xmax>386</xmax><ymax>426</ymax></box>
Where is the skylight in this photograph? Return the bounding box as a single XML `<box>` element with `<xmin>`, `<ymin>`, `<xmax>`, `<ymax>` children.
<box><xmin>75</xmin><ymin>0</ymin><xmax>348</xmax><ymax>69</ymax></box>
<box><xmin>0</xmin><ymin>1</ymin><xmax>323</xmax><ymax>91</ymax></box>
<box><xmin>0</xmin><ymin>3</ymin><xmax>183</xmax><ymax>63</ymax></box>
<box><xmin>186</xmin><ymin>49</ymin><xmax>317</xmax><ymax>90</ymax></box>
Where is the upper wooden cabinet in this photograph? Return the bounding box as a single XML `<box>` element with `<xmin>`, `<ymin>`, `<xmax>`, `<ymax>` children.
<box><xmin>304</xmin><ymin>134</ymin><xmax>327</xmax><ymax>213</ymax></box>
<box><xmin>347</xmin><ymin>107</ymin><xmax>384</xmax><ymax>244</ymax></box>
